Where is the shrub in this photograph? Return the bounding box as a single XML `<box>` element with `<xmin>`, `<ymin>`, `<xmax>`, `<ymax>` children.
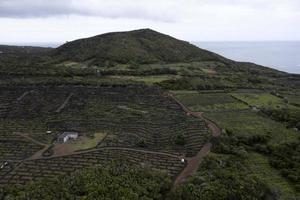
<box><xmin>174</xmin><ymin>134</ymin><xmax>186</xmax><ymax>145</ymax></box>
<box><xmin>136</xmin><ymin>138</ymin><xmax>147</xmax><ymax>148</ymax></box>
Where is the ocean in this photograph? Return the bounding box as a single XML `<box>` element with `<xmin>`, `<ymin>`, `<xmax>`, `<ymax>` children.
<box><xmin>193</xmin><ymin>41</ymin><xmax>300</xmax><ymax>74</ymax></box>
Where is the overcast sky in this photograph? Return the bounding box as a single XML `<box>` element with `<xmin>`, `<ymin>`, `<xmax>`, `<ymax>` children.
<box><xmin>0</xmin><ymin>0</ymin><xmax>299</xmax><ymax>43</ymax></box>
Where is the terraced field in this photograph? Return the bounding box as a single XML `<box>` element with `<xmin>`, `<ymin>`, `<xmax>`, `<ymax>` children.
<box><xmin>0</xmin><ymin>148</ymin><xmax>185</xmax><ymax>185</ymax></box>
<box><xmin>0</xmin><ymin>85</ymin><xmax>209</xmax><ymax>186</ymax></box>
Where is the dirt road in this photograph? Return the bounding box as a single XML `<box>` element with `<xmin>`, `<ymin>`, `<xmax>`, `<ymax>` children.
<box><xmin>168</xmin><ymin>93</ymin><xmax>221</xmax><ymax>186</ymax></box>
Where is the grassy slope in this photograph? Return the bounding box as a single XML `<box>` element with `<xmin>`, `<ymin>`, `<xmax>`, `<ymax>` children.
<box><xmin>174</xmin><ymin>90</ymin><xmax>299</xmax><ymax>199</ymax></box>
<box><xmin>206</xmin><ymin>111</ymin><xmax>298</xmax><ymax>145</ymax></box>
<box><xmin>175</xmin><ymin>92</ymin><xmax>249</xmax><ymax>111</ymax></box>
<box><xmin>54</xmin><ymin>29</ymin><xmax>228</xmax><ymax>65</ymax></box>
<box><xmin>247</xmin><ymin>152</ymin><xmax>296</xmax><ymax>199</ymax></box>
<box><xmin>1</xmin><ymin>29</ymin><xmax>295</xmax><ymax>92</ymax></box>
<box><xmin>71</xmin><ymin>132</ymin><xmax>107</xmax><ymax>151</ymax></box>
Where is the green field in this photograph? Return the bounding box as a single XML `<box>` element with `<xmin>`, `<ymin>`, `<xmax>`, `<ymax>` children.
<box><xmin>175</xmin><ymin>91</ymin><xmax>249</xmax><ymax>111</ymax></box>
<box><xmin>173</xmin><ymin>90</ymin><xmax>299</xmax><ymax>199</ymax></box>
<box><xmin>247</xmin><ymin>152</ymin><xmax>297</xmax><ymax>199</ymax></box>
<box><xmin>206</xmin><ymin>111</ymin><xmax>298</xmax><ymax>144</ymax></box>
<box><xmin>71</xmin><ymin>132</ymin><xmax>107</xmax><ymax>151</ymax></box>
<box><xmin>282</xmin><ymin>94</ymin><xmax>300</xmax><ymax>106</ymax></box>
<box><xmin>231</xmin><ymin>92</ymin><xmax>298</xmax><ymax>109</ymax></box>
<box><xmin>108</xmin><ymin>75</ymin><xmax>178</xmax><ymax>85</ymax></box>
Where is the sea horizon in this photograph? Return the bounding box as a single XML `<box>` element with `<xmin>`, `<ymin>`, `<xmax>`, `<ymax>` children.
<box><xmin>194</xmin><ymin>41</ymin><xmax>300</xmax><ymax>74</ymax></box>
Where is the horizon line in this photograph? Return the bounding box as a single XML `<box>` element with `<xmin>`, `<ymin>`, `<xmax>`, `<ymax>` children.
<box><xmin>1</xmin><ymin>40</ymin><xmax>300</xmax><ymax>48</ymax></box>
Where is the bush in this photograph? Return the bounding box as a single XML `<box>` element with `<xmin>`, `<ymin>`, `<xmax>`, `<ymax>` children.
<box><xmin>174</xmin><ymin>134</ymin><xmax>186</xmax><ymax>145</ymax></box>
<box><xmin>136</xmin><ymin>138</ymin><xmax>147</xmax><ymax>148</ymax></box>
<box><xmin>170</xmin><ymin>155</ymin><xmax>270</xmax><ymax>200</ymax></box>
<box><xmin>267</xmin><ymin>140</ymin><xmax>300</xmax><ymax>185</ymax></box>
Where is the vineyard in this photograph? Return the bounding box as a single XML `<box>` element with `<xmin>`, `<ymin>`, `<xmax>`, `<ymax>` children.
<box><xmin>0</xmin><ymin>85</ymin><xmax>209</xmax><ymax>186</ymax></box>
<box><xmin>0</xmin><ymin>148</ymin><xmax>185</xmax><ymax>185</ymax></box>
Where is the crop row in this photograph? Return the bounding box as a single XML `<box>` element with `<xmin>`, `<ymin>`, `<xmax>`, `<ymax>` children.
<box><xmin>0</xmin><ymin>139</ymin><xmax>43</xmax><ymax>162</ymax></box>
<box><xmin>0</xmin><ymin>148</ymin><xmax>185</xmax><ymax>186</ymax></box>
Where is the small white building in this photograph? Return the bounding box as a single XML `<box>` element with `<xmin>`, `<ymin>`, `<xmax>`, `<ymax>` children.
<box><xmin>57</xmin><ymin>132</ymin><xmax>78</xmax><ymax>143</ymax></box>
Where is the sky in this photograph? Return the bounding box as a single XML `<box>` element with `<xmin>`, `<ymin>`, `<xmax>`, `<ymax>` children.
<box><xmin>0</xmin><ymin>0</ymin><xmax>300</xmax><ymax>43</ymax></box>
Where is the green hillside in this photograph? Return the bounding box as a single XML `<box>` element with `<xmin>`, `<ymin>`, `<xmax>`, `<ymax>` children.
<box><xmin>54</xmin><ymin>29</ymin><xmax>229</xmax><ymax>65</ymax></box>
<box><xmin>1</xmin><ymin>29</ymin><xmax>294</xmax><ymax>90</ymax></box>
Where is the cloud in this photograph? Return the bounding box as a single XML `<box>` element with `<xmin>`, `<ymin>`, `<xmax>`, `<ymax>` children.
<box><xmin>0</xmin><ymin>0</ymin><xmax>181</xmax><ymax>22</ymax></box>
<box><xmin>0</xmin><ymin>0</ymin><xmax>299</xmax><ymax>42</ymax></box>
<box><xmin>0</xmin><ymin>0</ymin><xmax>299</xmax><ymax>22</ymax></box>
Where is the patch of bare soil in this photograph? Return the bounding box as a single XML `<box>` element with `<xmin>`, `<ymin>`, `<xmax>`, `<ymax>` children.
<box><xmin>52</xmin><ymin>143</ymin><xmax>75</xmax><ymax>156</ymax></box>
<box><xmin>27</xmin><ymin>145</ymin><xmax>50</xmax><ymax>160</ymax></box>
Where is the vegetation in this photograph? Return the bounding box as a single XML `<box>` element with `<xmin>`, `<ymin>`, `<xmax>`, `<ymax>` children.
<box><xmin>54</xmin><ymin>29</ymin><xmax>228</xmax><ymax>65</ymax></box>
<box><xmin>0</xmin><ymin>86</ymin><xmax>207</xmax><ymax>186</ymax></box>
<box><xmin>175</xmin><ymin>90</ymin><xmax>300</xmax><ymax>199</ymax></box>
<box><xmin>268</xmin><ymin>140</ymin><xmax>300</xmax><ymax>190</ymax></box>
<box><xmin>175</xmin><ymin>92</ymin><xmax>249</xmax><ymax>111</ymax></box>
<box><xmin>71</xmin><ymin>132</ymin><xmax>107</xmax><ymax>151</ymax></box>
<box><xmin>1</xmin><ymin>162</ymin><xmax>172</xmax><ymax>200</ymax></box>
<box><xmin>206</xmin><ymin>111</ymin><xmax>298</xmax><ymax>144</ymax></box>
<box><xmin>171</xmin><ymin>154</ymin><xmax>273</xmax><ymax>200</ymax></box>
<box><xmin>174</xmin><ymin>133</ymin><xmax>186</xmax><ymax>146</ymax></box>
<box><xmin>171</xmin><ymin>124</ymin><xmax>299</xmax><ymax>199</ymax></box>
<box><xmin>262</xmin><ymin>108</ymin><xmax>300</xmax><ymax>128</ymax></box>
<box><xmin>231</xmin><ymin>93</ymin><xmax>291</xmax><ymax>109</ymax></box>
<box><xmin>1</xmin><ymin>29</ymin><xmax>297</xmax><ymax>90</ymax></box>
<box><xmin>0</xmin><ymin>29</ymin><xmax>299</xmax><ymax>199</ymax></box>
<box><xmin>232</xmin><ymin>92</ymin><xmax>300</xmax><ymax>128</ymax></box>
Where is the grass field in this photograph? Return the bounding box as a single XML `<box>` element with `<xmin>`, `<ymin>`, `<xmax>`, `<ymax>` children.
<box><xmin>71</xmin><ymin>132</ymin><xmax>107</xmax><ymax>151</ymax></box>
<box><xmin>175</xmin><ymin>91</ymin><xmax>249</xmax><ymax>111</ymax></box>
<box><xmin>282</xmin><ymin>94</ymin><xmax>300</xmax><ymax>106</ymax></box>
<box><xmin>206</xmin><ymin>111</ymin><xmax>298</xmax><ymax>144</ymax></box>
<box><xmin>231</xmin><ymin>92</ymin><xmax>299</xmax><ymax>110</ymax></box>
<box><xmin>247</xmin><ymin>152</ymin><xmax>297</xmax><ymax>199</ymax></box>
<box><xmin>107</xmin><ymin>75</ymin><xmax>178</xmax><ymax>85</ymax></box>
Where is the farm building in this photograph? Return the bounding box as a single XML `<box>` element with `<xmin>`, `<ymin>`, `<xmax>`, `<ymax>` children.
<box><xmin>57</xmin><ymin>132</ymin><xmax>78</xmax><ymax>143</ymax></box>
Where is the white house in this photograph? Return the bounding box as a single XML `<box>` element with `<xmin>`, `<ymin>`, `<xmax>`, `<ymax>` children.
<box><xmin>57</xmin><ymin>132</ymin><xmax>78</xmax><ymax>143</ymax></box>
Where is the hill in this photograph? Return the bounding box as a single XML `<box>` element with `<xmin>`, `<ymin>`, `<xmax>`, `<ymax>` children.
<box><xmin>0</xmin><ymin>29</ymin><xmax>296</xmax><ymax>89</ymax></box>
<box><xmin>53</xmin><ymin>29</ymin><xmax>288</xmax><ymax>78</ymax></box>
<box><xmin>0</xmin><ymin>45</ymin><xmax>51</xmax><ymax>54</ymax></box>
<box><xmin>54</xmin><ymin>29</ymin><xmax>230</xmax><ymax>65</ymax></box>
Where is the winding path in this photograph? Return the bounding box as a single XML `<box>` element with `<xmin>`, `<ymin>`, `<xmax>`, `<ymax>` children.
<box><xmin>168</xmin><ymin>93</ymin><xmax>221</xmax><ymax>186</ymax></box>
